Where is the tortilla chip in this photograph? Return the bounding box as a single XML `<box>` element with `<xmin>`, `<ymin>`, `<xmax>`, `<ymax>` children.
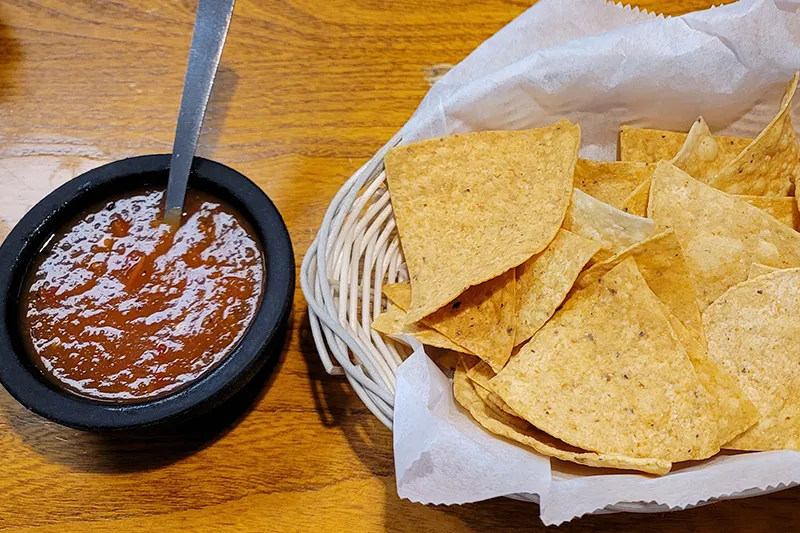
<box><xmin>453</xmin><ymin>362</ymin><xmax>671</xmax><ymax>475</ymax></box>
<box><xmin>647</xmin><ymin>161</ymin><xmax>800</xmax><ymax>309</ymax></box>
<box><xmin>619</xmin><ymin>125</ymin><xmax>751</xmax><ymax>164</ymax></box>
<box><xmin>670</xmin><ymin>117</ymin><xmax>731</xmax><ymax>183</ymax></box>
<box><xmin>563</xmin><ymin>188</ymin><xmax>655</xmax><ymax>261</ymax></box>
<box><xmin>491</xmin><ymin>258</ymin><xmax>719</xmax><ymax>462</ymax></box>
<box><xmin>472</xmin><ymin>379</ymin><xmax>521</xmax><ymax>418</ymax></box>
<box><xmin>725</xmin><ymin>376</ymin><xmax>800</xmax><ymax>451</ymax></box>
<box><xmin>621</xmin><ymin>178</ymin><xmax>797</xmax><ymax>225</ymax></box>
<box><xmin>371</xmin><ymin>305</ymin><xmax>474</xmax><ymax>354</ymax></box>
<box><xmin>386</xmin><ymin>120</ymin><xmax>579</xmax><ymax>322</ymax></box>
<box><xmin>382</xmin><ymin>282</ymin><xmax>413</xmax><ymax>310</ymax></box>
<box><xmin>461</xmin><ymin>357</ymin><xmax>521</xmax><ymax>417</ymax></box>
<box><xmin>575</xmin><ymin>230</ymin><xmax>704</xmax><ymax>344</ymax></box>
<box><xmin>620</xmin><ymin>177</ymin><xmax>651</xmax><ymax>216</ymax></box>
<box><xmin>573</xmin><ymin>159</ymin><xmax>654</xmax><ymax>209</ymax></box>
<box><xmin>466</xmin><ymin>359</ymin><xmax>496</xmax><ymax>390</ymax></box>
<box><xmin>665</xmin><ymin>311</ymin><xmax>758</xmax><ymax>445</ymax></box>
<box><xmin>515</xmin><ymin>229</ymin><xmax>600</xmax><ymax>345</ymax></box>
<box><xmin>747</xmin><ymin>262</ymin><xmax>780</xmax><ymax>280</ymax></box>
<box><xmin>737</xmin><ymin>195</ymin><xmax>798</xmax><ymax>228</ymax></box>
<box><xmin>703</xmin><ymin>268</ymin><xmax>800</xmax><ymax>450</ymax></box>
<box><xmin>426</xmin><ymin>271</ymin><xmax>515</xmax><ymax>372</ymax></box>
<box><xmin>668</xmin><ymin>115</ymin><xmax>798</xmax><ymax>222</ymax></box>
<box><xmin>708</xmin><ymin>73</ymin><xmax>799</xmax><ymax>196</ymax></box>
<box><xmin>383</xmin><ymin>273</ymin><xmax>516</xmax><ymax>372</ymax></box>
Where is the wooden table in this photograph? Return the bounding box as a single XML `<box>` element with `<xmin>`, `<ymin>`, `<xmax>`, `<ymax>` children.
<box><xmin>1</xmin><ymin>0</ymin><xmax>798</xmax><ymax>531</ymax></box>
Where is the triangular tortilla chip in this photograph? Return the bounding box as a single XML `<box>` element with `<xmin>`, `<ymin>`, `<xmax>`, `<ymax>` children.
<box><xmin>466</xmin><ymin>359</ymin><xmax>497</xmax><ymax>390</ymax></box>
<box><xmin>563</xmin><ymin>188</ymin><xmax>655</xmax><ymax>262</ymax></box>
<box><xmin>575</xmin><ymin>230</ymin><xmax>704</xmax><ymax>344</ymax></box>
<box><xmin>708</xmin><ymin>73</ymin><xmax>799</xmax><ymax>196</ymax></box>
<box><xmin>383</xmin><ymin>273</ymin><xmax>516</xmax><ymax>372</ymax></box>
<box><xmin>462</xmin><ymin>357</ymin><xmax>521</xmax><ymax>417</ymax></box>
<box><xmin>670</xmin><ymin>117</ymin><xmax>730</xmax><ymax>183</ymax></box>
<box><xmin>738</xmin><ymin>195</ymin><xmax>798</xmax><ymax>228</ymax></box>
<box><xmin>620</xmin><ymin>177</ymin><xmax>651</xmax><ymax>216</ymax></box>
<box><xmin>514</xmin><ymin>229</ymin><xmax>600</xmax><ymax>345</ymax></box>
<box><xmin>648</xmin><ymin>161</ymin><xmax>800</xmax><ymax>309</ymax></box>
<box><xmin>472</xmin><ymin>378</ymin><xmax>521</xmax><ymax>418</ymax></box>
<box><xmin>620</xmin><ymin>177</ymin><xmax>796</xmax><ymax>225</ymax></box>
<box><xmin>382</xmin><ymin>282</ymin><xmax>413</xmax><ymax>310</ymax></box>
<box><xmin>573</xmin><ymin>159</ymin><xmax>654</xmax><ymax>209</ymax></box>
<box><xmin>453</xmin><ymin>361</ymin><xmax>671</xmax><ymax>475</ymax></box>
<box><xmin>422</xmin><ymin>272</ymin><xmax>515</xmax><ymax>372</ymax></box>
<box><xmin>371</xmin><ymin>304</ymin><xmax>474</xmax><ymax>355</ymax></box>
<box><xmin>747</xmin><ymin>262</ymin><xmax>781</xmax><ymax>280</ymax></box>
<box><xmin>703</xmin><ymin>268</ymin><xmax>800</xmax><ymax>450</ymax></box>
<box><xmin>726</xmin><ymin>376</ymin><xmax>800</xmax><ymax>451</ymax></box>
<box><xmin>491</xmin><ymin>258</ymin><xmax>719</xmax><ymax>462</ymax></box>
<box><xmin>664</xmin><ymin>310</ymin><xmax>758</xmax><ymax>446</ymax></box>
<box><xmin>619</xmin><ymin>124</ymin><xmax>751</xmax><ymax>164</ymax></box>
<box><xmin>386</xmin><ymin>120</ymin><xmax>579</xmax><ymax>322</ymax></box>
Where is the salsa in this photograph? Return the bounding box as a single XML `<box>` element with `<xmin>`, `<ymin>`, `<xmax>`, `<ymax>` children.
<box><xmin>20</xmin><ymin>188</ymin><xmax>264</xmax><ymax>402</ymax></box>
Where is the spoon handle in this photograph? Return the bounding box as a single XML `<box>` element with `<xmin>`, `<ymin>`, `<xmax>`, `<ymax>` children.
<box><xmin>164</xmin><ymin>0</ymin><xmax>236</xmax><ymax>225</ymax></box>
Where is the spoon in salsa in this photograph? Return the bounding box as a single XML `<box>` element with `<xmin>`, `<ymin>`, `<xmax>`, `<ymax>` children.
<box><xmin>163</xmin><ymin>0</ymin><xmax>236</xmax><ymax>226</ymax></box>
<box><xmin>0</xmin><ymin>0</ymin><xmax>294</xmax><ymax>429</ymax></box>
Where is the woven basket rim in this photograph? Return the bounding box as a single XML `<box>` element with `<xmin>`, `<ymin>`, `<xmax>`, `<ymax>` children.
<box><xmin>299</xmin><ymin>131</ymin><xmax>791</xmax><ymax>514</ymax></box>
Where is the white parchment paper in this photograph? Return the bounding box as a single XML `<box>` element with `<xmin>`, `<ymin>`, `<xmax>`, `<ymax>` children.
<box><xmin>392</xmin><ymin>0</ymin><xmax>800</xmax><ymax>525</ymax></box>
<box><xmin>394</xmin><ymin>344</ymin><xmax>551</xmax><ymax>504</ymax></box>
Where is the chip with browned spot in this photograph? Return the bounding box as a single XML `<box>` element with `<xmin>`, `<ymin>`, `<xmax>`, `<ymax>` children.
<box><xmin>383</xmin><ymin>273</ymin><xmax>516</xmax><ymax>372</ymax></box>
<box><xmin>386</xmin><ymin>120</ymin><xmax>579</xmax><ymax>323</ymax></box>
<box><xmin>491</xmin><ymin>258</ymin><xmax>719</xmax><ymax>462</ymax></box>
<box><xmin>371</xmin><ymin>304</ymin><xmax>474</xmax><ymax>355</ymax></box>
<box><xmin>453</xmin><ymin>360</ymin><xmax>671</xmax><ymax>475</ymax></box>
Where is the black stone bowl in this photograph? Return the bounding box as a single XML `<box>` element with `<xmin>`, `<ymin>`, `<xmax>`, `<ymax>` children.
<box><xmin>0</xmin><ymin>155</ymin><xmax>294</xmax><ymax>430</ymax></box>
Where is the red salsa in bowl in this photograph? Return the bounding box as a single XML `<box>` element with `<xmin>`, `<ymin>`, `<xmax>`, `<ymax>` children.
<box><xmin>20</xmin><ymin>188</ymin><xmax>264</xmax><ymax>402</ymax></box>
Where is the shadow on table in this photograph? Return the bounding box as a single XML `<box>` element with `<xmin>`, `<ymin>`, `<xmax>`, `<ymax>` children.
<box><xmin>298</xmin><ymin>307</ymin><xmax>800</xmax><ymax>532</ymax></box>
<box><xmin>297</xmin><ymin>307</ymin><xmax>543</xmax><ymax>530</ymax></box>
<box><xmin>3</xmin><ymin>311</ymin><xmax>292</xmax><ymax>473</ymax></box>
<box><xmin>197</xmin><ymin>65</ymin><xmax>238</xmax><ymax>156</ymax></box>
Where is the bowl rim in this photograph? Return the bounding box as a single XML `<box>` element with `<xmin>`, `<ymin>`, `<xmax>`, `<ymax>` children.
<box><xmin>0</xmin><ymin>154</ymin><xmax>294</xmax><ymax>430</ymax></box>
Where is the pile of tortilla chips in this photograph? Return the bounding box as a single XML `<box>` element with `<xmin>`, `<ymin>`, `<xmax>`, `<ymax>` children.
<box><xmin>374</xmin><ymin>73</ymin><xmax>800</xmax><ymax>476</ymax></box>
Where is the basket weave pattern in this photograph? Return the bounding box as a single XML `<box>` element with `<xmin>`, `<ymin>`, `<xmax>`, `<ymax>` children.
<box><xmin>300</xmin><ymin>133</ymin><xmax>409</xmax><ymax>429</ymax></box>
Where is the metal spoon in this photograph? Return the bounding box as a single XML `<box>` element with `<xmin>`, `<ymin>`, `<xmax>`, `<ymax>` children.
<box><xmin>164</xmin><ymin>0</ymin><xmax>236</xmax><ymax>225</ymax></box>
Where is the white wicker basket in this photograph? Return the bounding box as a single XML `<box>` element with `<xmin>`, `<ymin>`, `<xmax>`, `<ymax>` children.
<box><xmin>300</xmin><ymin>132</ymin><xmax>407</xmax><ymax>430</ymax></box>
<box><xmin>299</xmin><ymin>131</ymin><xmax>786</xmax><ymax>514</ymax></box>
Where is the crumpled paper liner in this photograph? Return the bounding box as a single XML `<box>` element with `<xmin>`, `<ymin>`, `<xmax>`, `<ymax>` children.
<box><xmin>391</xmin><ymin>0</ymin><xmax>800</xmax><ymax>524</ymax></box>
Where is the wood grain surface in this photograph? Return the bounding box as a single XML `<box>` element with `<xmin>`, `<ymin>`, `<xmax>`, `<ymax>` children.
<box><xmin>1</xmin><ymin>0</ymin><xmax>797</xmax><ymax>531</ymax></box>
